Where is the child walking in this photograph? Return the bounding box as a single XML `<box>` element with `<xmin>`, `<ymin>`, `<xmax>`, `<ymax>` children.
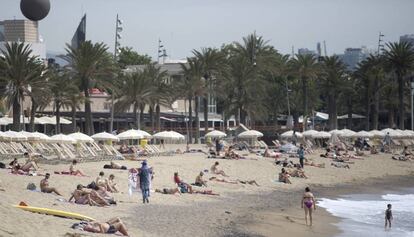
<box><xmin>385</xmin><ymin>204</ymin><xmax>393</xmax><ymax>229</ymax></box>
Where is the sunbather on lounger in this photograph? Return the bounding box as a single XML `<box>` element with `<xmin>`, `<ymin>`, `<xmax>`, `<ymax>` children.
<box><xmin>83</xmin><ymin>217</ymin><xmax>129</xmax><ymax>236</ymax></box>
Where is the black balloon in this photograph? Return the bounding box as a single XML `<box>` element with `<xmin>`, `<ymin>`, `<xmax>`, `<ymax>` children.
<box><xmin>20</xmin><ymin>0</ymin><xmax>51</xmax><ymax>21</ymax></box>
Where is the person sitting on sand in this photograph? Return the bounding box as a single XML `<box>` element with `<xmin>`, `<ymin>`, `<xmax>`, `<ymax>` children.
<box><xmin>279</xmin><ymin>168</ymin><xmax>291</xmax><ymax>184</ymax></box>
<box><xmin>402</xmin><ymin>146</ymin><xmax>413</xmax><ymax>158</ymax></box>
<box><xmin>370</xmin><ymin>145</ymin><xmax>379</xmax><ymax>154</ymax></box>
<box><xmin>70</xmin><ymin>160</ymin><xmax>86</xmax><ymax>176</ymax></box>
<box><xmin>302</xmin><ymin>187</ymin><xmax>316</xmax><ymax>226</ymax></box>
<box><xmin>10</xmin><ymin>158</ymin><xmax>38</xmax><ymax>175</ymax></box>
<box><xmin>209</xmin><ymin>176</ymin><xmax>238</xmax><ymax>184</ymax></box>
<box><xmin>103</xmin><ymin>161</ymin><xmax>127</xmax><ymax>170</ymax></box>
<box><xmin>174</xmin><ymin>172</ymin><xmax>193</xmax><ymax>193</ymax></box>
<box><xmin>194</xmin><ymin>172</ymin><xmax>208</xmax><ymax>187</ymax></box>
<box><xmin>96</xmin><ymin>171</ymin><xmax>110</xmax><ymax>191</ymax></box>
<box><xmin>155</xmin><ymin>187</ymin><xmax>181</xmax><ymax>195</ymax></box>
<box><xmin>40</xmin><ymin>173</ymin><xmax>62</xmax><ymax>196</ymax></box>
<box><xmin>211</xmin><ymin>161</ymin><xmax>228</xmax><ymax>177</ymax></box>
<box><xmin>320</xmin><ymin>148</ymin><xmax>334</xmax><ymax>158</ymax></box>
<box><xmin>107</xmin><ymin>174</ymin><xmax>118</xmax><ymax>193</ymax></box>
<box><xmin>355</xmin><ymin>148</ymin><xmax>365</xmax><ymax>156</ymax></box>
<box><xmin>83</xmin><ymin>217</ymin><xmax>129</xmax><ymax>236</ymax></box>
<box><xmin>289</xmin><ymin>167</ymin><xmax>308</xmax><ymax>179</ymax></box>
<box><xmin>69</xmin><ymin>184</ymin><xmax>110</xmax><ymax>206</ymax></box>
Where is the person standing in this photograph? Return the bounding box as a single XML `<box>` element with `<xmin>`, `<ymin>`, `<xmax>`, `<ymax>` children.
<box><xmin>138</xmin><ymin>160</ymin><xmax>153</xmax><ymax>204</ymax></box>
<box><xmin>215</xmin><ymin>139</ymin><xmax>221</xmax><ymax>156</ymax></box>
<box><xmin>292</xmin><ymin>131</ymin><xmax>298</xmax><ymax>146</ymax></box>
<box><xmin>385</xmin><ymin>204</ymin><xmax>393</xmax><ymax>229</ymax></box>
<box><xmin>301</xmin><ymin>187</ymin><xmax>316</xmax><ymax>226</ymax></box>
<box><xmin>298</xmin><ymin>144</ymin><xmax>305</xmax><ymax>168</ymax></box>
<box><xmin>383</xmin><ymin>132</ymin><xmax>391</xmax><ymax>152</ymax></box>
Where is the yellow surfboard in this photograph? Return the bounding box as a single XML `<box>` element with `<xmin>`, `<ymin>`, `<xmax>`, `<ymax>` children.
<box><xmin>14</xmin><ymin>205</ymin><xmax>95</xmax><ymax>221</ymax></box>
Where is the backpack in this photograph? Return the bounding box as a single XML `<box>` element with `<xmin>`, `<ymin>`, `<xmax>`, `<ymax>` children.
<box><xmin>26</xmin><ymin>183</ymin><xmax>36</xmax><ymax>191</ymax></box>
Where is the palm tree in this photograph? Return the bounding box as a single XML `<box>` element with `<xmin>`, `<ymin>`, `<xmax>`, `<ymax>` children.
<box><xmin>68</xmin><ymin>92</ymin><xmax>84</xmax><ymax>133</ymax></box>
<box><xmin>192</xmin><ymin>48</ymin><xmax>226</xmax><ymax>133</ymax></box>
<box><xmin>180</xmin><ymin>58</ymin><xmax>204</xmax><ymax>143</ymax></box>
<box><xmin>289</xmin><ymin>54</ymin><xmax>320</xmax><ymax>129</ymax></box>
<box><xmin>0</xmin><ymin>42</ymin><xmax>45</xmax><ymax>131</ymax></box>
<box><xmin>115</xmin><ymin>70</ymin><xmax>154</xmax><ymax>129</ymax></box>
<box><xmin>63</xmin><ymin>41</ymin><xmax>115</xmax><ymax>135</ymax></box>
<box><xmin>384</xmin><ymin>42</ymin><xmax>414</xmax><ymax>129</ymax></box>
<box><xmin>320</xmin><ymin>56</ymin><xmax>347</xmax><ymax>130</ymax></box>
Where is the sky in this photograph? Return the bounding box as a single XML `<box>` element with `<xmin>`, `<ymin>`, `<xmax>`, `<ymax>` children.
<box><xmin>1</xmin><ymin>0</ymin><xmax>414</xmax><ymax>60</ymax></box>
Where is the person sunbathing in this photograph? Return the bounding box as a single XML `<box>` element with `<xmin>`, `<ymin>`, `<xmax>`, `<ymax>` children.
<box><xmin>279</xmin><ymin>168</ymin><xmax>292</xmax><ymax>184</ymax></box>
<box><xmin>402</xmin><ymin>146</ymin><xmax>413</xmax><ymax>158</ymax></box>
<box><xmin>320</xmin><ymin>149</ymin><xmax>334</xmax><ymax>158</ymax></box>
<box><xmin>304</xmin><ymin>160</ymin><xmax>325</xmax><ymax>168</ymax></box>
<box><xmin>119</xmin><ymin>144</ymin><xmax>129</xmax><ymax>154</ymax></box>
<box><xmin>83</xmin><ymin>217</ymin><xmax>129</xmax><ymax>236</ymax></box>
<box><xmin>155</xmin><ymin>188</ymin><xmax>181</xmax><ymax>195</ymax></box>
<box><xmin>391</xmin><ymin>155</ymin><xmax>410</xmax><ymax>161</ymax></box>
<box><xmin>103</xmin><ymin>161</ymin><xmax>127</xmax><ymax>170</ymax></box>
<box><xmin>209</xmin><ymin>176</ymin><xmax>238</xmax><ymax>184</ymax></box>
<box><xmin>107</xmin><ymin>174</ymin><xmax>118</xmax><ymax>193</ymax></box>
<box><xmin>194</xmin><ymin>172</ymin><xmax>208</xmax><ymax>187</ymax></box>
<box><xmin>69</xmin><ymin>185</ymin><xmax>110</xmax><ymax>206</ymax></box>
<box><xmin>331</xmin><ymin>162</ymin><xmax>350</xmax><ymax>169</ymax></box>
<box><xmin>211</xmin><ymin>161</ymin><xmax>228</xmax><ymax>177</ymax></box>
<box><xmin>40</xmin><ymin>173</ymin><xmax>62</xmax><ymax>196</ymax></box>
<box><xmin>174</xmin><ymin>172</ymin><xmax>193</xmax><ymax>193</ymax></box>
<box><xmin>237</xmin><ymin>179</ymin><xmax>260</xmax><ymax>186</ymax></box>
<box><xmin>289</xmin><ymin>167</ymin><xmax>308</xmax><ymax>179</ymax></box>
<box><xmin>10</xmin><ymin>158</ymin><xmax>38</xmax><ymax>175</ymax></box>
<box><xmin>96</xmin><ymin>171</ymin><xmax>111</xmax><ymax>191</ymax></box>
<box><xmin>264</xmin><ymin>148</ymin><xmax>281</xmax><ymax>158</ymax></box>
<box><xmin>70</xmin><ymin>160</ymin><xmax>86</xmax><ymax>176</ymax></box>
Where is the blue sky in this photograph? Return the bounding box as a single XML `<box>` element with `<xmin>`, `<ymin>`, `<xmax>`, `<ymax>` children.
<box><xmin>1</xmin><ymin>0</ymin><xmax>413</xmax><ymax>59</ymax></box>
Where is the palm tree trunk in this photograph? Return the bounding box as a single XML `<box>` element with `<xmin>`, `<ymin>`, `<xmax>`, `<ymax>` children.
<box><xmin>133</xmin><ymin>103</ymin><xmax>139</xmax><ymax>129</ymax></box>
<box><xmin>203</xmin><ymin>96</ymin><xmax>208</xmax><ymax>134</ymax></box>
<box><xmin>188</xmin><ymin>97</ymin><xmax>193</xmax><ymax>143</ymax></box>
<box><xmin>373</xmin><ymin>92</ymin><xmax>380</xmax><ymax>130</ymax></box>
<box><xmin>149</xmin><ymin>105</ymin><xmax>154</xmax><ymax>132</ymax></box>
<box><xmin>139</xmin><ymin>104</ymin><xmax>145</xmax><ymax>130</ymax></box>
<box><xmin>398</xmin><ymin>75</ymin><xmax>405</xmax><ymax>129</ymax></box>
<box><xmin>302</xmin><ymin>77</ymin><xmax>308</xmax><ymax>129</ymax></box>
<box><xmin>195</xmin><ymin>96</ymin><xmax>200</xmax><ymax>144</ymax></box>
<box><xmin>365</xmin><ymin>97</ymin><xmax>371</xmax><ymax>131</ymax></box>
<box><xmin>29</xmin><ymin>99</ymin><xmax>37</xmax><ymax>132</ymax></box>
<box><xmin>347</xmin><ymin>97</ymin><xmax>353</xmax><ymax>129</ymax></box>
<box><xmin>12</xmin><ymin>97</ymin><xmax>21</xmax><ymax>131</ymax></box>
<box><xmin>71</xmin><ymin>106</ymin><xmax>77</xmax><ymax>132</ymax></box>
<box><xmin>55</xmin><ymin>101</ymin><xmax>61</xmax><ymax>134</ymax></box>
<box><xmin>332</xmin><ymin>95</ymin><xmax>338</xmax><ymax>129</ymax></box>
<box><xmin>84</xmin><ymin>89</ymin><xmax>94</xmax><ymax>135</ymax></box>
<box><xmin>155</xmin><ymin>104</ymin><xmax>161</xmax><ymax>132</ymax></box>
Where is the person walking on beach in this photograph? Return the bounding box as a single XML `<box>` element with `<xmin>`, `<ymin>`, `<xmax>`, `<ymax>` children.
<box><xmin>292</xmin><ymin>131</ymin><xmax>298</xmax><ymax>146</ymax></box>
<box><xmin>383</xmin><ymin>132</ymin><xmax>391</xmax><ymax>152</ymax></box>
<box><xmin>298</xmin><ymin>144</ymin><xmax>305</xmax><ymax>168</ymax></box>
<box><xmin>385</xmin><ymin>204</ymin><xmax>393</xmax><ymax>229</ymax></box>
<box><xmin>301</xmin><ymin>187</ymin><xmax>316</xmax><ymax>226</ymax></box>
<box><xmin>138</xmin><ymin>160</ymin><xmax>153</xmax><ymax>204</ymax></box>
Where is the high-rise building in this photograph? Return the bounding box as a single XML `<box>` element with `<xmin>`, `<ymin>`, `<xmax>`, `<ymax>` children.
<box><xmin>0</xmin><ymin>19</ymin><xmax>39</xmax><ymax>43</ymax></box>
<box><xmin>337</xmin><ymin>47</ymin><xmax>370</xmax><ymax>71</ymax></box>
<box><xmin>400</xmin><ymin>34</ymin><xmax>414</xmax><ymax>45</ymax></box>
<box><xmin>298</xmin><ymin>48</ymin><xmax>316</xmax><ymax>56</ymax></box>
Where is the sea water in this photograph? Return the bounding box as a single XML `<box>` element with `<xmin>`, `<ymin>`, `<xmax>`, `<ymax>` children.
<box><xmin>318</xmin><ymin>188</ymin><xmax>414</xmax><ymax>237</ymax></box>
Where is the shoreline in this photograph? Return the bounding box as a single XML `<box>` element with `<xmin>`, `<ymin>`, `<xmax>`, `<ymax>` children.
<box><xmin>226</xmin><ymin>175</ymin><xmax>414</xmax><ymax>237</ymax></box>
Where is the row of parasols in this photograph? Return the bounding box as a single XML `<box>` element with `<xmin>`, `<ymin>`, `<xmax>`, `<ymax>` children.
<box><xmin>280</xmin><ymin>128</ymin><xmax>414</xmax><ymax>139</ymax></box>
<box><xmin>0</xmin><ymin>116</ymin><xmax>72</xmax><ymax>125</ymax></box>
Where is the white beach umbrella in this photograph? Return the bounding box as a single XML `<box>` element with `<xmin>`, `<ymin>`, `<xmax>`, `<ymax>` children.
<box><xmin>312</xmin><ymin>131</ymin><xmax>331</xmax><ymax>139</ymax></box>
<box><xmin>369</xmin><ymin>130</ymin><xmax>385</xmax><ymax>138</ymax></box>
<box><xmin>49</xmin><ymin>116</ymin><xmax>72</xmax><ymax>125</ymax></box>
<box><xmin>329</xmin><ymin>129</ymin><xmax>344</xmax><ymax>136</ymax></box>
<box><xmin>50</xmin><ymin>134</ymin><xmax>76</xmax><ymax>143</ymax></box>
<box><xmin>117</xmin><ymin>129</ymin><xmax>144</xmax><ymax>140</ymax></box>
<box><xmin>31</xmin><ymin>132</ymin><xmax>50</xmax><ymax>141</ymax></box>
<box><xmin>205</xmin><ymin>130</ymin><xmax>227</xmax><ymax>138</ymax></box>
<box><xmin>135</xmin><ymin>129</ymin><xmax>152</xmax><ymax>138</ymax></box>
<box><xmin>354</xmin><ymin>130</ymin><xmax>374</xmax><ymax>138</ymax></box>
<box><xmin>238</xmin><ymin>130</ymin><xmax>263</xmax><ymax>138</ymax></box>
<box><xmin>340</xmin><ymin>129</ymin><xmax>357</xmax><ymax>138</ymax></box>
<box><xmin>0</xmin><ymin>117</ymin><xmax>12</xmax><ymax>125</ymax></box>
<box><xmin>20</xmin><ymin>131</ymin><xmax>41</xmax><ymax>141</ymax></box>
<box><xmin>302</xmin><ymin>129</ymin><xmax>319</xmax><ymax>137</ymax></box>
<box><xmin>281</xmin><ymin>130</ymin><xmax>303</xmax><ymax>138</ymax></box>
<box><xmin>91</xmin><ymin>132</ymin><xmax>120</xmax><ymax>142</ymax></box>
<box><xmin>69</xmin><ymin>132</ymin><xmax>94</xmax><ymax>143</ymax></box>
<box><xmin>403</xmin><ymin>130</ymin><xmax>414</xmax><ymax>138</ymax></box>
<box><xmin>153</xmin><ymin>131</ymin><xmax>184</xmax><ymax>140</ymax></box>
<box><xmin>396</xmin><ymin>129</ymin><xmax>411</xmax><ymax>138</ymax></box>
<box><xmin>37</xmin><ymin>116</ymin><xmax>56</xmax><ymax>125</ymax></box>
<box><xmin>3</xmin><ymin>130</ymin><xmax>27</xmax><ymax>141</ymax></box>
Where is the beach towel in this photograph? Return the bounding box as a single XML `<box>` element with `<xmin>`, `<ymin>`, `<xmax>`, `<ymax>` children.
<box><xmin>128</xmin><ymin>169</ymin><xmax>141</xmax><ymax>195</ymax></box>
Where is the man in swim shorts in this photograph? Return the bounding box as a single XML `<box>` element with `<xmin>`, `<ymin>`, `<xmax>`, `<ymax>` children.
<box><xmin>40</xmin><ymin>173</ymin><xmax>62</xmax><ymax>196</ymax></box>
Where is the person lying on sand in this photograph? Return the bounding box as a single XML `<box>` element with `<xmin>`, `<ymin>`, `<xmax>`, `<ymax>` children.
<box><xmin>331</xmin><ymin>162</ymin><xmax>350</xmax><ymax>169</ymax></box>
<box><xmin>402</xmin><ymin>146</ymin><xmax>413</xmax><ymax>159</ymax></box>
<box><xmin>320</xmin><ymin>148</ymin><xmax>334</xmax><ymax>158</ymax></box>
<box><xmin>103</xmin><ymin>161</ymin><xmax>127</xmax><ymax>170</ymax></box>
<box><xmin>194</xmin><ymin>172</ymin><xmax>208</xmax><ymax>187</ymax></box>
<box><xmin>279</xmin><ymin>168</ymin><xmax>292</xmax><ymax>184</ymax></box>
<box><xmin>236</xmin><ymin>179</ymin><xmax>260</xmax><ymax>186</ymax></box>
<box><xmin>69</xmin><ymin>184</ymin><xmax>110</xmax><ymax>206</ymax></box>
<box><xmin>155</xmin><ymin>188</ymin><xmax>181</xmax><ymax>195</ymax></box>
<box><xmin>174</xmin><ymin>172</ymin><xmax>193</xmax><ymax>193</ymax></box>
<box><xmin>264</xmin><ymin>148</ymin><xmax>281</xmax><ymax>158</ymax></box>
<box><xmin>391</xmin><ymin>155</ymin><xmax>410</xmax><ymax>161</ymax></box>
<box><xmin>209</xmin><ymin>176</ymin><xmax>238</xmax><ymax>184</ymax></box>
<box><xmin>211</xmin><ymin>161</ymin><xmax>229</xmax><ymax>177</ymax></box>
<box><xmin>10</xmin><ymin>158</ymin><xmax>38</xmax><ymax>175</ymax></box>
<box><xmin>40</xmin><ymin>173</ymin><xmax>62</xmax><ymax>196</ymax></box>
<box><xmin>69</xmin><ymin>160</ymin><xmax>86</xmax><ymax>176</ymax></box>
<box><xmin>304</xmin><ymin>160</ymin><xmax>325</xmax><ymax>168</ymax></box>
<box><xmin>370</xmin><ymin>146</ymin><xmax>379</xmax><ymax>155</ymax></box>
<box><xmin>82</xmin><ymin>217</ymin><xmax>129</xmax><ymax>236</ymax></box>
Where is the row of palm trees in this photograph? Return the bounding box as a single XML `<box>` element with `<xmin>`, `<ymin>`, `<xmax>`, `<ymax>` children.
<box><xmin>0</xmin><ymin>33</ymin><xmax>413</xmax><ymax>138</ymax></box>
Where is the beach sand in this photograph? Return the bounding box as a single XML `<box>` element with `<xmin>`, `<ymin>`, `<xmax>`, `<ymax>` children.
<box><xmin>0</xmin><ymin>145</ymin><xmax>413</xmax><ymax>237</ymax></box>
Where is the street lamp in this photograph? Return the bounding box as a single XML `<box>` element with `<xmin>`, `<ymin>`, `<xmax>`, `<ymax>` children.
<box><xmin>110</xmin><ymin>14</ymin><xmax>123</xmax><ymax>133</ymax></box>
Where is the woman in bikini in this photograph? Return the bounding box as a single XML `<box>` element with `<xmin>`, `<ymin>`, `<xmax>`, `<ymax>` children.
<box><xmin>301</xmin><ymin>187</ymin><xmax>316</xmax><ymax>226</ymax></box>
<box><xmin>83</xmin><ymin>217</ymin><xmax>129</xmax><ymax>236</ymax></box>
<box><xmin>70</xmin><ymin>160</ymin><xmax>86</xmax><ymax>176</ymax></box>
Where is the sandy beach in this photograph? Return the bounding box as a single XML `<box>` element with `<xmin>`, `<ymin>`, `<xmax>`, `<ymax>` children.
<box><xmin>1</xmin><ymin>145</ymin><xmax>413</xmax><ymax>237</ymax></box>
